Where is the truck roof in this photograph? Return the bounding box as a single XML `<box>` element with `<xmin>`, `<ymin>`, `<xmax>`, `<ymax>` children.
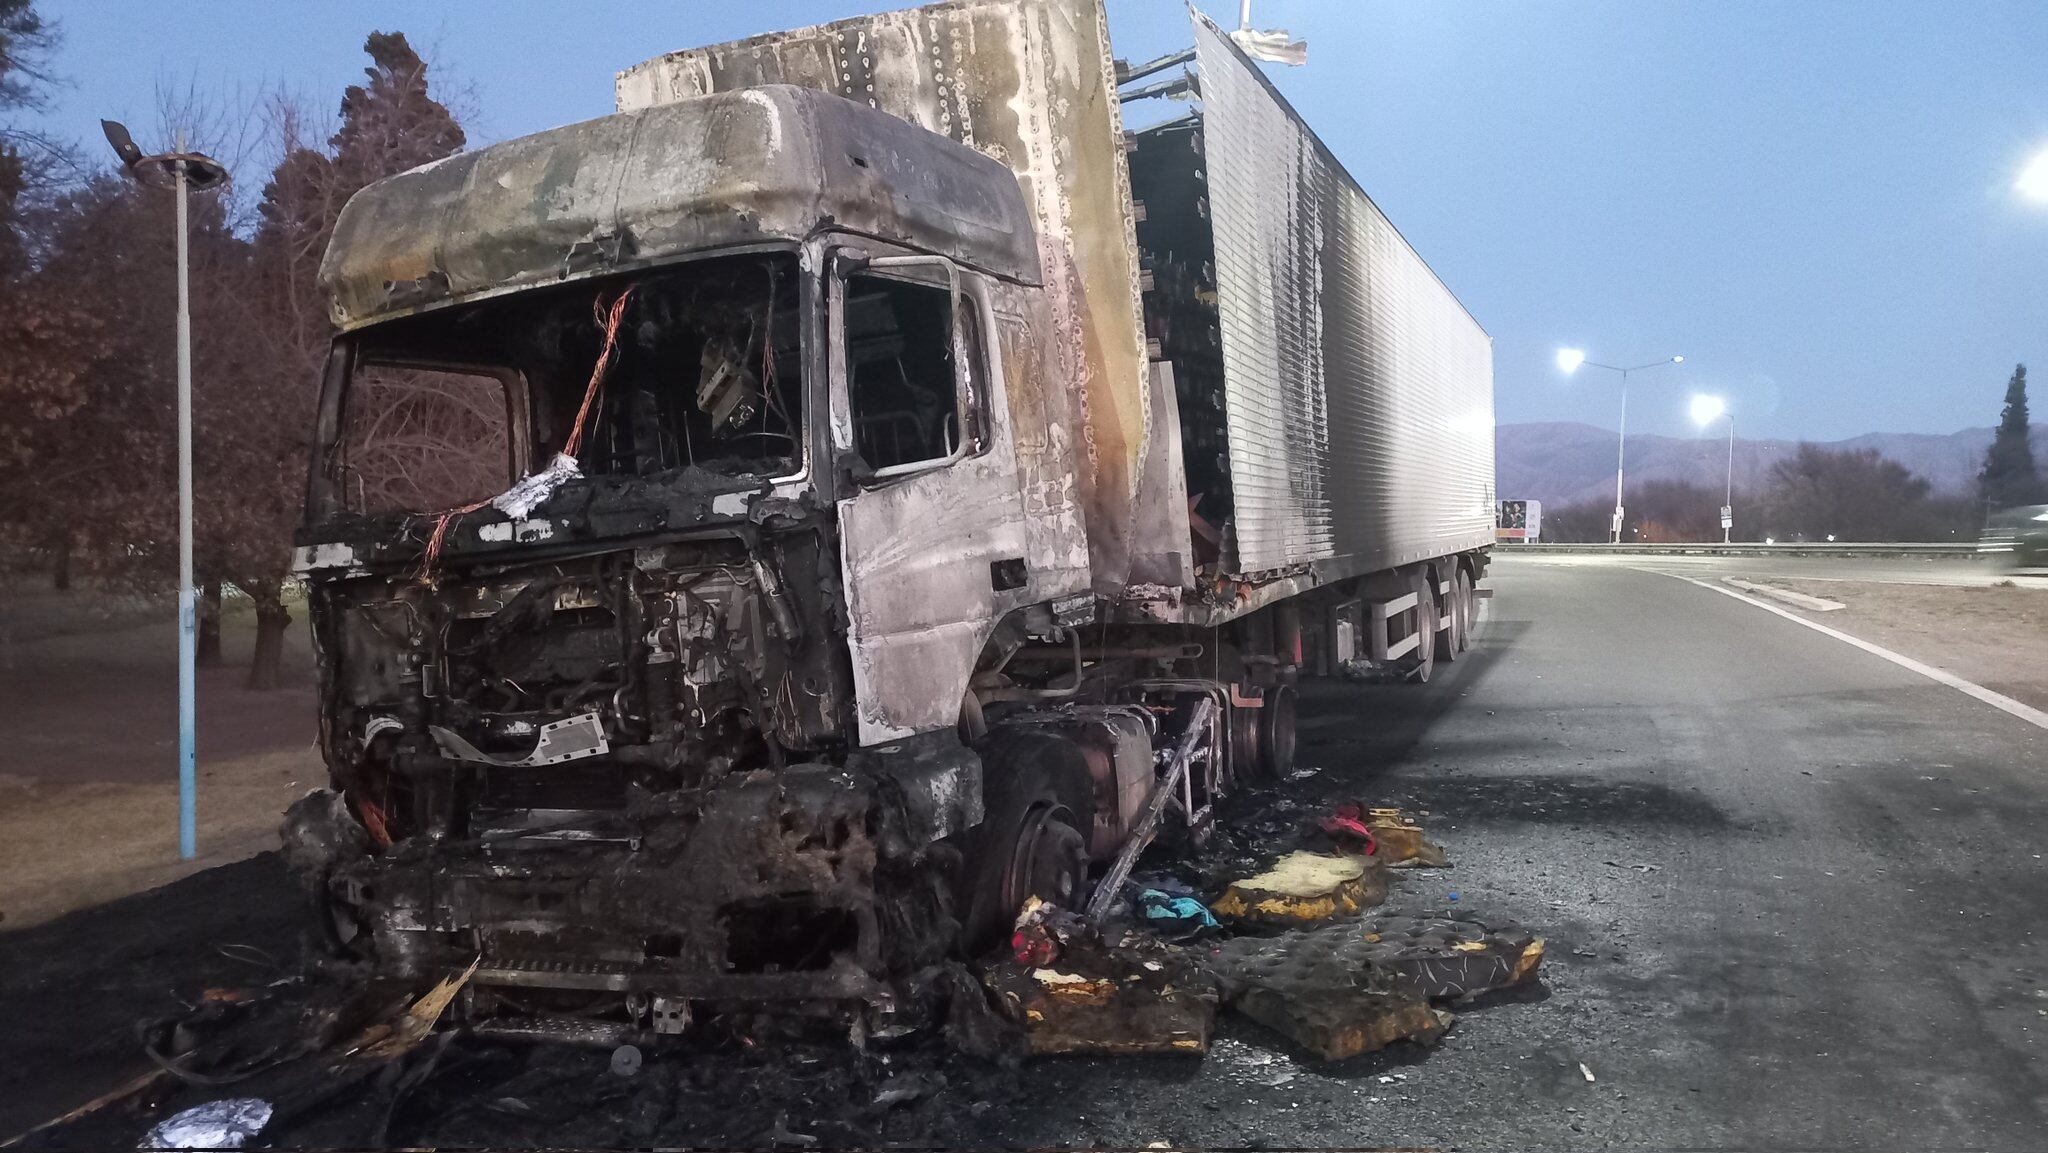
<box><xmin>318</xmin><ymin>83</ymin><xmax>1041</xmax><ymax>332</ymax></box>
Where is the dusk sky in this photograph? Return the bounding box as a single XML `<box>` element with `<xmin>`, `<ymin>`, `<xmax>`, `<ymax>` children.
<box><xmin>30</xmin><ymin>0</ymin><xmax>2048</xmax><ymax>441</ymax></box>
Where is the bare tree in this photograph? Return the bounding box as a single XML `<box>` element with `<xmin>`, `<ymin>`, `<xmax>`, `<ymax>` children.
<box><xmin>230</xmin><ymin>31</ymin><xmax>469</xmax><ymax>688</ymax></box>
<box><xmin>1758</xmin><ymin>444</ymin><xmax>1942</xmax><ymax>542</ymax></box>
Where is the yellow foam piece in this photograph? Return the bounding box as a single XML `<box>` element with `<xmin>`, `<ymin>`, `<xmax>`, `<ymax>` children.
<box><xmin>1211</xmin><ymin>851</ymin><xmax>1380</xmax><ymax>924</ymax></box>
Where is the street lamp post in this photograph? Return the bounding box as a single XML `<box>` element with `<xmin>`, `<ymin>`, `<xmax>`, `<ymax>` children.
<box><xmin>1556</xmin><ymin>350</ymin><xmax>1684</xmax><ymax>543</ymax></box>
<box><xmin>1691</xmin><ymin>394</ymin><xmax>1734</xmax><ymax>543</ymax></box>
<box><xmin>102</xmin><ymin>120</ymin><xmax>229</xmax><ymax>862</ymax></box>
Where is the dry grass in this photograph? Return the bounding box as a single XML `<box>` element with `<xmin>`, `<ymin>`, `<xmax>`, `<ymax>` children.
<box><xmin>0</xmin><ymin>746</ymin><xmax>318</xmax><ymax>929</ymax></box>
<box><xmin>0</xmin><ymin>574</ymin><xmax>319</xmax><ymax>929</ymax></box>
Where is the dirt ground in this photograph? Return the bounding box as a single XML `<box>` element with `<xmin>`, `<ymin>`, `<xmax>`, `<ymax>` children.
<box><xmin>0</xmin><ymin>576</ymin><xmax>320</xmax><ymax>928</ymax></box>
<box><xmin>1739</xmin><ymin>576</ymin><xmax>2048</xmax><ymax>710</ymax></box>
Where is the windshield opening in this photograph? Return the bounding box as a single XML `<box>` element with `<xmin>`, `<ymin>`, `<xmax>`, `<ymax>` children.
<box><xmin>333</xmin><ymin>364</ymin><xmax>516</xmax><ymax>516</ymax></box>
<box><xmin>317</xmin><ymin>253</ymin><xmax>805</xmax><ymax>523</ymax></box>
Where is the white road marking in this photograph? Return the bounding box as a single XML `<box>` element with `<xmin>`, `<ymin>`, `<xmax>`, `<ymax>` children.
<box><xmin>1661</xmin><ymin>572</ymin><xmax>2048</xmax><ymax>733</ymax></box>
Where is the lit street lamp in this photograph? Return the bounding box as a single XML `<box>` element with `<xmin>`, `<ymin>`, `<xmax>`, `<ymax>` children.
<box><xmin>2018</xmin><ymin>147</ymin><xmax>2048</xmax><ymax>204</ymax></box>
<box><xmin>102</xmin><ymin>120</ymin><xmax>229</xmax><ymax>862</ymax></box>
<box><xmin>1557</xmin><ymin>349</ymin><xmax>1685</xmax><ymax>543</ymax></box>
<box><xmin>1691</xmin><ymin>393</ymin><xmax>1734</xmax><ymax>543</ymax></box>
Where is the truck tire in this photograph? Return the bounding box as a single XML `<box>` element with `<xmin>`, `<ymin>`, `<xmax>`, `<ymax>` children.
<box><xmin>1454</xmin><ymin>566</ymin><xmax>1475</xmax><ymax>653</ymax></box>
<box><xmin>959</xmin><ymin>732</ymin><xmax>1093</xmax><ymax>954</ymax></box>
<box><xmin>1257</xmin><ymin>684</ymin><xmax>1298</xmax><ymax>778</ymax></box>
<box><xmin>1434</xmin><ymin>569</ymin><xmax>1459</xmax><ymax>663</ymax></box>
<box><xmin>1406</xmin><ymin>572</ymin><xmax>1437</xmax><ymax>683</ymax></box>
<box><xmin>1437</xmin><ymin>566</ymin><xmax>1468</xmax><ymax>661</ymax></box>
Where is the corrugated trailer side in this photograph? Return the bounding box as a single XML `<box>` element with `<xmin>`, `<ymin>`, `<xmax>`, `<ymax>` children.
<box><xmin>1186</xmin><ymin>13</ymin><xmax>1495</xmax><ymax>584</ymax></box>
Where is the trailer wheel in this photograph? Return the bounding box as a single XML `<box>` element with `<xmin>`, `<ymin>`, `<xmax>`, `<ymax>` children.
<box><xmin>1454</xmin><ymin>567</ymin><xmax>1475</xmax><ymax>653</ymax></box>
<box><xmin>1406</xmin><ymin>572</ymin><xmax>1438</xmax><ymax>683</ymax></box>
<box><xmin>1434</xmin><ymin>573</ymin><xmax>1458</xmax><ymax>663</ymax></box>
<box><xmin>1437</xmin><ymin>566</ymin><xmax>1468</xmax><ymax>661</ymax></box>
<box><xmin>1256</xmin><ymin>684</ymin><xmax>1298</xmax><ymax>778</ymax></box>
<box><xmin>960</xmin><ymin>734</ymin><xmax>1092</xmax><ymax>953</ymax></box>
<box><xmin>1229</xmin><ymin>700</ymin><xmax>1261</xmax><ymax>785</ymax></box>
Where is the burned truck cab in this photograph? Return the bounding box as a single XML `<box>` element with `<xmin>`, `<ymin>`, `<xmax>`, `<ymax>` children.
<box><xmin>287</xmin><ymin>84</ymin><xmax>1091</xmax><ymax>1016</ymax></box>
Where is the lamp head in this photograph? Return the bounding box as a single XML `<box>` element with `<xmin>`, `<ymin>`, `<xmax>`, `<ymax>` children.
<box><xmin>2019</xmin><ymin>148</ymin><xmax>2048</xmax><ymax>203</ymax></box>
<box><xmin>1556</xmin><ymin>348</ymin><xmax>1586</xmax><ymax>374</ymax></box>
<box><xmin>100</xmin><ymin>119</ymin><xmax>144</xmax><ymax>168</ymax></box>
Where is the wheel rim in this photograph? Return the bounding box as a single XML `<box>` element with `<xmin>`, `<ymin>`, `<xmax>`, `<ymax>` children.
<box><xmin>1436</xmin><ymin>571</ymin><xmax>1460</xmax><ymax>664</ymax></box>
<box><xmin>1455</xmin><ymin>571</ymin><xmax>1473</xmax><ymax>652</ymax></box>
<box><xmin>1002</xmin><ymin>803</ymin><xmax>1088</xmax><ymax>913</ymax></box>
<box><xmin>1411</xmin><ymin>576</ymin><xmax>1436</xmax><ymax>682</ymax></box>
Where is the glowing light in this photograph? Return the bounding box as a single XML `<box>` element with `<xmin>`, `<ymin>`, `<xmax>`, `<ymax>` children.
<box><xmin>1556</xmin><ymin>348</ymin><xmax>1586</xmax><ymax>374</ymax></box>
<box><xmin>1671</xmin><ymin>355</ymin><xmax>1685</xmax><ymax>364</ymax></box>
<box><xmin>1690</xmin><ymin>394</ymin><xmax>1727</xmax><ymax>426</ymax></box>
<box><xmin>2019</xmin><ymin>149</ymin><xmax>2048</xmax><ymax>203</ymax></box>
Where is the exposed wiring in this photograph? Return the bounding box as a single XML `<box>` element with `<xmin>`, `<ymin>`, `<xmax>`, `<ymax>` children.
<box><xmin>563</xmin><ymin>288</ymin><xmax>637</xmax><ymax>460</ymax></box>
<box><xmin>411</xmin><ymin>285</ymin><xmax>637</xmax><ymax>585</ymax></box>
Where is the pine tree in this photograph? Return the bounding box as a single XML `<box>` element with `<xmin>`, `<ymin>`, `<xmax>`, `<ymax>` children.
<box><xmin>253</xmin><ymin>31</ymin><xmax>466</xmax><ymax>362</ymax></box>
<box><xmin>232</xmin><ymin>31</ymin><xmax>468</xmax><ymax>688</ymax></box>
<box><xmin>1980</xmin><ymin>364</ymin><xmax>2043</xmax><ymax>509</ymax></box>
<box><xmin>331</xmin><ymin>33</ymin><xmax>465</xmax><ymax>182</ymax></box>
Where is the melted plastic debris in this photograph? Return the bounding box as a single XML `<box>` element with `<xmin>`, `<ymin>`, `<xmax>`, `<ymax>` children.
<box><xmin>140</xmin><ymin>1098</ymin><xmax>272</xmax><ymax>1150</ymax></box>
<box><xmin>491</xmin><ymin>452</ymin><xmax>580</xmax><ymax>519</ymax></box>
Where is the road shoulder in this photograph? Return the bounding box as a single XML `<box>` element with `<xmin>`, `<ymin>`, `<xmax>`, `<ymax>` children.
<box><xmin>1672</xmin><ymin>573</ymin><xmax>2048</xmax><ymax>720</ymax></box>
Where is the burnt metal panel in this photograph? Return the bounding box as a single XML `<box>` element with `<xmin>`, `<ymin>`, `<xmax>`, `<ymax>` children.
<box><xmin>1194</xmin><ymin>15</ymin><xmax>1495</xmax><ymax>577</ymax></box>
<box><xmin>319</xmin><ymin>86</ymin><xmax>1039</xmax><ymax>332</ymax></box>
<box><xmin>831</xmin><ymin>273</ymin><xmax>1089</xmax><ymax>746</ymax></box>
<box><xmin>619</xmin><ymin>0</ymin><xmax>1157</xmax><ymax>596</ymax></box>
<box><xmin>1127</xmin><ymin>361</ymin><xmax>1195</xmax><ymax>590</ymax></box>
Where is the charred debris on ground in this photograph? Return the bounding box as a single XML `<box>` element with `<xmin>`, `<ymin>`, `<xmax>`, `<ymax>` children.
<box><xmin>20</xmin><ymin>783</ymin><xmax>1544</xmax><ymax>1150</ymax></box>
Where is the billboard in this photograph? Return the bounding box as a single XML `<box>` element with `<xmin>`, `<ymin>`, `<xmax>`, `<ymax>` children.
<box><xmin>1497</xmin><ymin>499</ymin><xmax>1541</xmax><ymax>543</ymax></box>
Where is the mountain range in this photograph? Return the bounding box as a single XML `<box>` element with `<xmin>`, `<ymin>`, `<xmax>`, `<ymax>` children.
<box><xmin>1495</xmin><ymin>421</ymin><xmax>2044</xmax><ymax>507</ymax></box>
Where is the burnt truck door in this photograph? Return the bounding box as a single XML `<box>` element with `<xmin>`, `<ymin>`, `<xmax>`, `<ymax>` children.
<box><xmin>828</xmin><ymin>249</ymin><xmax>1041</xmax><ymax>744</ymax></box>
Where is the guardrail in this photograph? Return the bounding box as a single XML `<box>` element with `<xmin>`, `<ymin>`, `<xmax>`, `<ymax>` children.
<box><xmin>1502</xmin><ymin>542</ymin><xmax>1990</xmax><ymax>560</ymax></box>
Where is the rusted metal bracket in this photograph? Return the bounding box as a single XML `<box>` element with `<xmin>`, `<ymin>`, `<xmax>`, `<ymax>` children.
<box><xmin>1116</xmin><ymin>47</ymin><xmax>1195</xmax><ymax>86</ymax></box>
<box><xmin>1118</xmin><ymin>72</ymin><xmax>1198</xmax><ymax>104</ymax></box>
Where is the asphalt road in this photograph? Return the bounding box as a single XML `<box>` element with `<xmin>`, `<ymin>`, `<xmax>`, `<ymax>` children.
<box><xmin>999</xmin><ymin>552</ymin><xmax>2048</xmax><ymax>1149</ymax></box>
<box><xmin>6</xmin><ymin>552</ymin><xmax>2046</xmax><ymax>1149</ymax></box>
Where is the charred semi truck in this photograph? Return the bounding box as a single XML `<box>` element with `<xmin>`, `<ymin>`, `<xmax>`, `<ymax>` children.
<box><xmin>287</xmin><ymin>0</ymin><xmax>1494</xmax><ymax>1030</ymax></box>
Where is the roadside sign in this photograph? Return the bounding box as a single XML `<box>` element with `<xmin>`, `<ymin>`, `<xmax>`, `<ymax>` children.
<box><xmin>1720</xmin><ymin>505</ymin><xmax>1733</xmax><ymax>530</ymax></box>
<box><xmin>1497</xmin><ymin>499</ymin><xmax>1542</xmax><ymax>543</ymax></box>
